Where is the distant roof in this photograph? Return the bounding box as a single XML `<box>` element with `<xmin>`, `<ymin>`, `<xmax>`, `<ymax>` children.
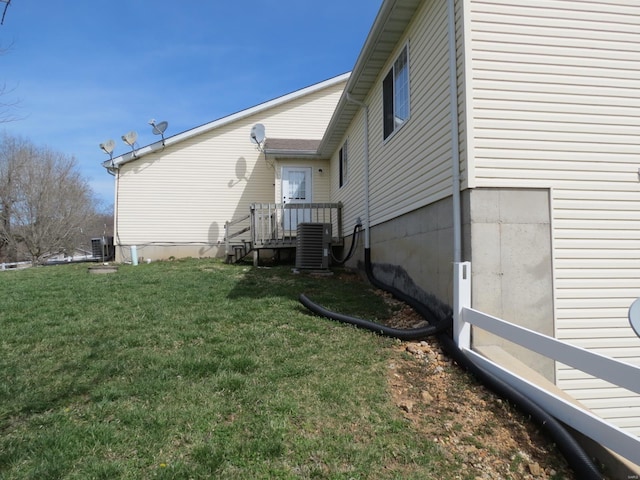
<box><xmin>105</xmin><ymin>72</ymin><xmax>350</xmax><ymax>169</ymax></box>
<box><xmin>263</xmin><ymin>138</ymin><xmax>322</xmax><ymax>158</ymax></box>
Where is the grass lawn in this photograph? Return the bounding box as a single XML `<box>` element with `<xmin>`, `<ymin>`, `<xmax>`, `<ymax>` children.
<box><xmin>0</xmin><ymin>258</ymin><xmax>459</xmax><ymax>479</ymax></box>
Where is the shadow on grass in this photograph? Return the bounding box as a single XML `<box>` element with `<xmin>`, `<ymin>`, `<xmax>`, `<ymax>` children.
<box><xmin>225</xmin><ymin>263</ymin><xmax>390</xmax><ymax>322</ymax></box>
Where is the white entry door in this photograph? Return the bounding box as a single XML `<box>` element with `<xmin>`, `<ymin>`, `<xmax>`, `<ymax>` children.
<box><xmin>282</xmin><ymin>166</ymin><xmax>312</xmax><ymax>231</ymax></box>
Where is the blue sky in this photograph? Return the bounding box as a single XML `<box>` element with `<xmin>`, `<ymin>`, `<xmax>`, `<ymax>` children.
<box><xmin>0</xmin><ymin>1</ymin><xmax>382</xmax><ymax>208</ymax></box>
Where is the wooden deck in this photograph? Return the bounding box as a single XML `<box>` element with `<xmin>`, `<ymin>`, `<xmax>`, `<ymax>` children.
<box><xmin>224</xmin><ymin>202</ymin><xmax>343</xmax><ymax>264</ymax></box>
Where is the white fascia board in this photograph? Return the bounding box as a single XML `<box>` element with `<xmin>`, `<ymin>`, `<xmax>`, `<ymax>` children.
<box><xmin>263</xmin><ymin>150</ymin><xmax>321</xmax><ymax>159</ymax></box>
<box><xmin>105</xmin><ymin>72</ymin><xmax>351</xmax><ymax>169</ymax></box>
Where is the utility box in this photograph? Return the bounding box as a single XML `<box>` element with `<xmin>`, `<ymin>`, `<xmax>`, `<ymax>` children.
<box><xmin>92</xmin><ymin>236</ymin><xmax>115</xmax><ymax>262</ymax></box>
<box><xmin>295</xmin><ymin>223</ymin><xmax>332</xmax><ymax>270</ymax></box>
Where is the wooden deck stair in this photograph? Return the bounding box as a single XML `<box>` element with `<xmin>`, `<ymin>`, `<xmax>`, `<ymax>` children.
<box><xmin>228</xmin><ymin>240</ymin><xmax>253</xmax><ymax>264</ymax></box>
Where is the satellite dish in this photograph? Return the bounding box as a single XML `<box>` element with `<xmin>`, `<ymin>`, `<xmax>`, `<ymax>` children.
<box><xmin>100</xmin><ymin>139</ymin><xmax>115</xmax><ymax>155</ymax></box>
<box><xmin>151</xmin><ymin>120</ymin><xmax>168</xmax><ymax>136</ymax></box>
<box><xmin>628</xmin><ymin>298</ymin><xmax>640</xmax><ymax>338</ymax></box>
<box><xmin>149</xmin><ymin>119</ymin><xmax>169</xmax><ymax>146</ymax></box>
<box><xmin>250</xmin><ymin>123</ymin><xmax>265</xmax><ymax>145</ymax></box>
<box><xmin>121</xmin><ymin>131</ymin><xmax>138</xmax><ymax>147</ymax></box>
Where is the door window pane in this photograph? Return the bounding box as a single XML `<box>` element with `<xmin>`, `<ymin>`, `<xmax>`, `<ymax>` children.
<box><xmin>289</xmin><ymin>171</ymin><xmax>306</xmax><ymax>200</ymax></box>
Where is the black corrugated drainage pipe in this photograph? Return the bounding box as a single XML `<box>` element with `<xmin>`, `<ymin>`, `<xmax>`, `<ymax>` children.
<box><xmin>299</xmin><ymin>293</ymin><xmax>449</xmax><ymax>340</ymax></box>
<box><xmin>330</xmin><ymin>223</ymin><xmax>362</xmax><ymax>266</ymax></box>
<box><xmin>298</xmin><ymin>248</ymin><xmax>603</xmax><ymax>480</ymax></box>
<box><xmin>435</xmin><ymin>333</ymin><xmax>602</xmax><ymax>480</ymax></box>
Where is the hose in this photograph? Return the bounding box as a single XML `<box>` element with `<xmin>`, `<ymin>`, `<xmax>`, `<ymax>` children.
<box><xmin>330</xmin><ymin>223</ymin><xmax>362</xmax><ymax>266</ymax></box>
<box><xmin>299</xmin><ymin>293</ymin><xmax>448</xmax><ymax>340</ymax></box>
<box><xmin>299</xmin><ymin>247</ymin><xmax>603</xmax><ymax>480</ymax></box>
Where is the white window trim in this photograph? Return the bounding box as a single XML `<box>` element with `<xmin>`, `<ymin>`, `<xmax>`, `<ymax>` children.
<box><xmin>382</xmin><ymin>42</ymin><xmax>411</xmax><ymax>142</ymax></box>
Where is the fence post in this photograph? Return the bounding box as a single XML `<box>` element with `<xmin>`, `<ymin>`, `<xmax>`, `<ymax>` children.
<box><xmin>453</xmin><ymin>261</ymin><xmax>471</xmax><ymax>350</ymax></box>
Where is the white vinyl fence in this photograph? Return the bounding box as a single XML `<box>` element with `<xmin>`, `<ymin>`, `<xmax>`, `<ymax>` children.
<box><xmin>453</xmin><ymin>262</ymin><xmax>640</xmax><ymax>466</ymax></box>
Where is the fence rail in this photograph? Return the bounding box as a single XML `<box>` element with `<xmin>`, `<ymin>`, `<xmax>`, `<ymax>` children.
<box><xmin>1</xmin><ymin>261</ymin><xmax>31</xmax><ymax>270</ymax></box>
<box><xmin>453</xmin><ymin>262</ymin><xmax>640</xmax><ymax>466</ymax></box>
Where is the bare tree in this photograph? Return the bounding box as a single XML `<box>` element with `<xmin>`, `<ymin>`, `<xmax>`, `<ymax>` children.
<box><xmin>0</xmin><ymin>134</ymin><xmax>96</xmax><ymax>264</ymax></box>
<box><xmin>1</xmin><ymin>40</ymin><xmax>20</xmax><ymax>124</ymax></box>
<box><xmin>0</xmin><ymin>0</ymin><xmax>12</xmax><ymax>26</ymax></box>
<box><xmin>0</xmin><ymin>132</ymin><xmax>28</xmax><ymax>260</ymax></box>
<box><xmin>0</xmin><ymin>82</ymin><xmax>18</xmax><ymax>124</ymax></box>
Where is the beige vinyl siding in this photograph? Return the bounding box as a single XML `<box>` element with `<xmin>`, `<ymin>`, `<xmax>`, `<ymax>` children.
<box><xmin>330</xmin><ymin>0</ymin><xmax>467</xmax><ymax>231</ymax></box>
<box><xmin>116</xmin><ymin>81</ymin><xmax>345</xmax><ymax>251</ymax></box>
<box><xmin>117</xmin><ymin>123</ymin><xmax>273</xmax><ymax>245</ymax></box>
<box><xmin>260</xmin><ymin>85</ymin><xmax>345</xmax><ymax>139</ymax></box>
<box><xmin>365</xmin><ymin>0</ymin><xmax>455</xmax><ymax>227</ymax></box>
<box><xmin>469</xmin><ymin>0</ymin><xmax>639</xmax><ymax>187</ymax></box>
<box><xmin>553</xmin><ymin>186</ymin><xmax>640</xmax><ymax>436</ymax></box>
<box><xmin>467</xmin><ymin>0</ymin><xmax>640</xmax><ymax>434</ymax></box>
<box><xmin>330</xmin><ymin>109</ymin><xmax>367</xmax><ymax>232</ymax></box>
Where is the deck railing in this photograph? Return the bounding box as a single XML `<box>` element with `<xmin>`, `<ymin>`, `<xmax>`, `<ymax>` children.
<box><xmin>453</xmin><ymin>262</ymin><xmax>640</xmax><ymax>467</ymax></box>
<box><xmin>224</xmin><ymin>202</ymin><xmax>343</xmax><ymax>261</ymax></box>
<box><xmin>250</xmin><ymin>202</ymin><xmax>343</xmax><ymax>247</ymax></box>
<box><xmin>223</xmin><ymin>213</ymin><xmax>251</xmax><ymax>258</ymax></box>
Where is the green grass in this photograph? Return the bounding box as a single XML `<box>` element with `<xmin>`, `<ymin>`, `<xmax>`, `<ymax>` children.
<box><xmin>0</xmin><ymin>259</ymin><xmax>457</xmax><ymax>479</ymax></box>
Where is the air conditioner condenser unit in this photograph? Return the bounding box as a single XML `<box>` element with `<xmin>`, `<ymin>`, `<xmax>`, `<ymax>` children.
<box><xmin>295</xmin><ymin>223</ymin><xmax>332</xmax><ymax>270</ymax></box>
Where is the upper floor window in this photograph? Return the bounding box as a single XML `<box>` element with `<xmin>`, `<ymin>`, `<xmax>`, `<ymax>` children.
<box><xmin>339</xmin><ymin>140</ymin><xmax>348</xmax><ymax>188</ymax></box>
<box><xmin>383</xmin><ymin>44</ymin><xmax>410</xmax><ymax>140</ymax></box>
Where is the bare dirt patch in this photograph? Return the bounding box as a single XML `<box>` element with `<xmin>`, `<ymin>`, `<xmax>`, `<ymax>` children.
<box><xmin>380</xmin><ymin>291</ymin><xmax>578</xmax><ymax>480</ymax></box>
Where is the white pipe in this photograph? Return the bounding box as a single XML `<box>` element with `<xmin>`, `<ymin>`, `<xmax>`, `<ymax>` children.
<box><xmin>346</xmin><ymin>93</ymin><xmax>371</xmax><ymax>249</ymax></box>
<box><xmin>131</xmin><ymin>245</ymin><xmax>139</xmax><ymax>266</ymax></box>
<box><xmin>447</xmin><ymin>0</ymin><xmax>462</xmax><ymax>263</ymax></box>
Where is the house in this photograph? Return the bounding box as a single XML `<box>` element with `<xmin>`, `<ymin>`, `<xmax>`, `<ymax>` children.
<box><xmin>320</xmin><ymin>0</ymin><xmax>640</xmax><ymax>442</ymax></box>
<box><xmin>106</xmin><ymin>73</ymin><xmax>348</xmax><ymax>264</ymax></box>
<box><xmin>105</xmin><ymin>0</ymin><xmax>640</xmax><ymax>445</ymax></box>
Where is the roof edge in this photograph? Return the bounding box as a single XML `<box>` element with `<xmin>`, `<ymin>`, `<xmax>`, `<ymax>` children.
<box><xmin>318</xmin><ymin>0</ymin><xmax>421</xmax><ymax>157</ymax></box>
<box><xmin>106</xmin><ymin>72</ymin><xmax>351</xmax><ymax>168</ymax></box>
<box><xmin>263</xmin><ymin>150</ymin><xmax>322</xmax><ymax>159</ymax></box>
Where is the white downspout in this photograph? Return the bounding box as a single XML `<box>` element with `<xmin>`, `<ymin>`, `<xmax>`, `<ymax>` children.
<box><xmin>346</xmin><ymin>94</ymin><xmax>370</xmax><ymax>249</ymax></box>
<box><xmin>448</xmin><ymin>0</ymin><xmax>471</xmax><ymax>350</ymax></box>
<box><xmin>448</xmin><ymin>0</ymin><xmax>461</xmax><ymax>263</ymax></box>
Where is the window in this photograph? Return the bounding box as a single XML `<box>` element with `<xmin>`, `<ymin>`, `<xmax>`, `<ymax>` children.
<box><xmin>383</xmin><ymin>45</ymin><xmax>409</xmax><ymax>140</ymax></box>
<box><xmin>339</xmin><ymin>140</ymin><xmax>348</xmax><ymax>188</ymax></box>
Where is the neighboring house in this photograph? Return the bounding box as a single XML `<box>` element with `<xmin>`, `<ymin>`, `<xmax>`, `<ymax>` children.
<box><xmin>105</xmin><ymin>0</ymin><xmax>640</xmax><ymax>440</ymax></box>
<box><xmin>106</xmin><ymin>73</ymin><xmax>348</xmax><ymax>263</ymax></box>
